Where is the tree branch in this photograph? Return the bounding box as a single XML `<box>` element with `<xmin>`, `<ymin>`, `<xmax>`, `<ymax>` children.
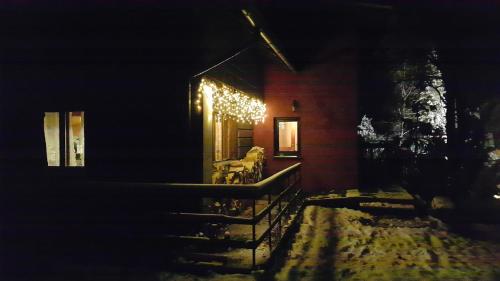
<box><xmin>427</xmin><ymin>85</ymin><xmax>447</xmax><ymax>105</ymax></box>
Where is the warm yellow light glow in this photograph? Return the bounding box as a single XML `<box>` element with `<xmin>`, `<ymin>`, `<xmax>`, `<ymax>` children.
<box><xmin>260</xmin><ymin>31</ymin><xmax>295</xmax><ymax>72</ymax></box>
<box><xmin>205</xmin><ymin>88</ymin><xmax>213</xmax><ymax>122</ymax></box>
<box><xmin>241</xmin><ymin>9</ymin><xmax>256</xmax><ymax>28</ymax></box>
<box><xmin>196</xmin><ymin>78</ymin><xmax>266</xmax><ymax>124</ymax></box>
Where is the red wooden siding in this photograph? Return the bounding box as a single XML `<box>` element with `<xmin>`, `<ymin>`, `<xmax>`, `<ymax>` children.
<box><xmin>254</xmin><ymin>49</ymin><xmax>358</xmax><ymax>193</ymax></box>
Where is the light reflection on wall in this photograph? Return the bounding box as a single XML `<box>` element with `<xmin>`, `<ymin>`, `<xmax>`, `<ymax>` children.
<box><xmin>278</xmin><ymin>121</ymin><xmax>298</xmax><ymax>152</ymax></box>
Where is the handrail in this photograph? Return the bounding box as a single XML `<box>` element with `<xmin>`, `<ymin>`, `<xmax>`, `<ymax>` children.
<box><xmin>66</xmin><ymin>162</ymin><xmax>303</xmax><ymax>270</ymax></box>
<box><xmin>162</xmin><ymin>175</ymin><xmax>300</xmax><ymax>225</ymax></box>
<box><xmin>81</xmin><ymin>162</ymin><xmax>302</xmax><ymax>199</ymax></box>
<box><xmin>254</xmin><ymin>189</ymin><xmax>303</xmax><ymax>247</ymax></box>
<box><xmin>253</xmin><ymin>177</ymin><xmax>298</xmax><ymax>222</ymax></box>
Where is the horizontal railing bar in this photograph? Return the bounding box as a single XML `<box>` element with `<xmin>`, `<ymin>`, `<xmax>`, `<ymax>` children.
<box><xmin>160</xmin><ymin>189</ymin><xmax>303</xmax><ymax>250</ymax></box>
<box><xmin>162</xmin><ymin>178</ymin><xmax>299</xmax><ymax>225</ymax></box>
<box><xmin>163</xmin><ymin>212</ymin><xmax>252</xmax><ymax>224</ymax></box>
<box><xmin>261</xmin><ymin>202</ymin><xmax>306</xmax><ymax>270</ymax></box>
<box><xmin>162</xmin><ymin>235</ymin><xmax>253</xmax><ymax>249</ymax></box>
<box><xmin>75</xmin><ymin>163</ymin><xmax>302</xmax><ymax>198</ymax></box>
<box><xmin>305</xmin><ymin>196</ymin><xmax>415</xmax><ymax>205</ymax></box>
<box><xmin>164</xmin><ymin>162</ymin><xmax>301</xmax><ymax>190</ymax></box>
<box><xmin>253</xmin><ymin>178</ymin><xmax>298</xmax><ymax>223</ymax></box>
<box><xmin>254</xmin><ymin>189</ymin><xmax>304</xmax><ymax>247</ymax></box>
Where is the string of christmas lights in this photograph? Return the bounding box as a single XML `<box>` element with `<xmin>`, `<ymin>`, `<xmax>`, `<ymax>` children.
<box><xmin>196</xmin><ymin>78</ymin><xmax>266</xmax><ymax>124</ymax></box>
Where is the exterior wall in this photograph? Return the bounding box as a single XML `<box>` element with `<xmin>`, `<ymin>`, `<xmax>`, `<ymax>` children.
<box><xmin>254</xmin><ymin>49</ymin><xmax>358</xmax><ymax>193</ymax></box>
<box><xmin>0</xmin><ymin>7</ymin><xmax>263</xmax><ymax>184</ymax></box>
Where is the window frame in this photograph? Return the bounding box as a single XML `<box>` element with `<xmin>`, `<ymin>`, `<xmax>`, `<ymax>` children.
<box><xmin>274</xmin><ymin>117</ymin><xmax>301</xmax><ymax>158</ymax></box>
<box><xmin>212</xmin><ymin>116</ymin><xmax>238</xmax><ymax>162</ymax></box>
<box><xmin>44</xmin><ymin>111</ymin><xmax>85</xmax><ymax>168</ymax></box>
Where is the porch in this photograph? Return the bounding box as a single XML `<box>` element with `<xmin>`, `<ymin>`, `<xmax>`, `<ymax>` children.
<box><xmin>10</xmin><ymin>163</ymin><xmax>304</xmax><ymax>274</ymax></box>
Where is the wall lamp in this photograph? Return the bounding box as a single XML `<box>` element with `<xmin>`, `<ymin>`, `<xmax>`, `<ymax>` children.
<box><xmin>292</xmin><ymin>100</ymin><xmax>299</xmax><ymax>112</ymax></box>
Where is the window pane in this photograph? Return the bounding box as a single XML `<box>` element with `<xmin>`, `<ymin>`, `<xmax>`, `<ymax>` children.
<box><xmin>225</xmin><ymin>119</ymin><xmax>238</xmax><ymax>160</ymax></box>
<box><xmin>67</xmin><ymin>111</ymin><xmax>85</xmax><ymax>167</ymax></box>
<box><xmin>44</xmin><ymin>112</ymin><xmax>60</xmax><ymax>166</ymax></box>
<box><xmin>214</xmin><ymin>118</ymin><xmax>223</xmax><ymax>161</ymax></box>
<box><xmin>278</xmin><ymin>121</ymin><xmax>298</xmax><ymax>152</ymax></box>
<box><xmin>213</xmin><ymin>118</ymin><xmax>238</xmax><ymax>161</ymax></box>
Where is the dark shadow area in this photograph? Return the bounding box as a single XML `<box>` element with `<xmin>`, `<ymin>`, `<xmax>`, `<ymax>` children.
<box><xmin>1</xmin><ymin>1</ymin><xmax>499</xmax><ymax>280</ymax></box>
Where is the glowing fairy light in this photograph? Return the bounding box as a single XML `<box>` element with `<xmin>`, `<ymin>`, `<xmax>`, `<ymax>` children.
<box><xmin>196</xmin><ymin>78</ymin><xmax>267</xmax><ymax>124</ymax></box>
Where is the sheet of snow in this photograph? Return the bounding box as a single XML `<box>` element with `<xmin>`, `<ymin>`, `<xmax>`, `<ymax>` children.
<box><xmin>274</xmin><ymin>206</ymin><xmax>500</xmax><ymax>281</ymax></box>
<box><xmin>160</xmin><ymin>206</ymin><xmax>500</xmax><ymax>281</ymax></box>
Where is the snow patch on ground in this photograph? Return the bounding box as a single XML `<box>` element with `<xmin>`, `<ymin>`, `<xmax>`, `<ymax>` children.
<box><xmin>161</xmin><ymin>206</ymin><xmax>500</xmax><ymax>281</ymax></box>
<box><xmin>275</xmin><ymin>206</ymin><xmax>500</xmax><ymax>281</ymax></box>
<box><xmin>159</xmin><ymin>273</ymin><xmax>257</xmax><ymax>281</ymax></box>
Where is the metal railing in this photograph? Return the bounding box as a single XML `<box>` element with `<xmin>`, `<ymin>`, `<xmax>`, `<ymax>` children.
<box><xmin>158</xmin><ymin>162</ymin><xmax>303</xmax><ymax>269</ymax></box>
<box><xmin>67</xmin><ymin>162</ymin><xmax>302</xmax><ymax>270</ymax></box>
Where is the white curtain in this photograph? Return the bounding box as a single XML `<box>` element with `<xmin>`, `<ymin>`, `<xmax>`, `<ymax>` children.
<box><xmin>43</xmin><ymin>112</ymin><xmax>60</xmax><ymax>166</ymax></box>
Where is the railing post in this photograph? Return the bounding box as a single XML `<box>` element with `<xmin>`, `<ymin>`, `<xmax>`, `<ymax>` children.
<box><xmin>252</xmin><ymin>199</ymin><xmax>256</xmax><ymax>268</ymax></box>
<box><xmin>268</xmin><ymin>192</ymin><xmax>272</xmax><ymax>253</ymax></box>
<box><xmin>278</xmin><ymin>179</ymin><xmax>283</xmax><ymax>239</ymax></box>
<box><xmin>298</xmin><ymin>166</ymin><xmax>302</xmax><ymax>188</ymax></box>
<box><xmin>293</xmin><ymin>168</ymin><xmax>297</xmax><ymax>188</ymax></box>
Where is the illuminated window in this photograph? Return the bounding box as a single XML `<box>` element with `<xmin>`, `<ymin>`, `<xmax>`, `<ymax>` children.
<box><xmin>44</xmin><ymin>112</ymin><xmax>61</xmax><ymax>166</ymax></box>
<box><xmin>214</xmin><ymin>117</ymin><xmax>237</xmax><ymax>161</ymax></box>
<box><xmin>66</xmin><ymin>111</ymin><xmax>85</xmax><ymax>167</ymax></box>
<box><xmin>43</xmin><ymin>111</ymin><xmax>85</xmax><ymax>167</ymax></box>
<box><xmin>274</xmin><ymin>117</ymin><xmax>300</xmax><ymax>157</ymax></box>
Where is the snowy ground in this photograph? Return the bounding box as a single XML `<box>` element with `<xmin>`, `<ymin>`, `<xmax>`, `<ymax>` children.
<box><xmin>161</xmin><ymin>206</ymin><xmax>500</xmax><ymax>281</ymax></box>
<box><xmin>274</xmin><ymin>206</ymin><xmax>500</xmax><ymax>281</ymax></box>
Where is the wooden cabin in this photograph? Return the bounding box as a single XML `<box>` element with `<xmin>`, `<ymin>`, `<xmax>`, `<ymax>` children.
<box><xmin>0</xmin><ymin>4</ymin><xmax>359</xmax><ymax>192</ymax></box>
<box><xmin>0</xmin><ymin>2</ymin><xmax>359</xmax><ymax>274</ymax></box>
